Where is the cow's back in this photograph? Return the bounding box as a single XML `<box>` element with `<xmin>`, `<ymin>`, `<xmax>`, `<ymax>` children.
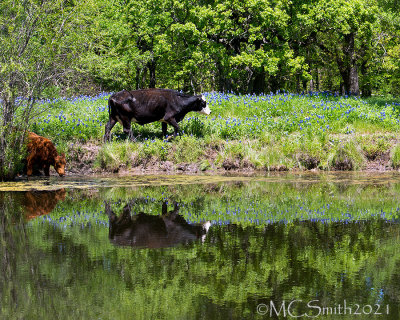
<box><xmin>130</xmin><ymin>88</ymin><xmax>181</xmax><ymax>107</ymax></box>
<box><xmin>114</xmin><ymin>89</ymin><xmax>182</xmax><ymax>124</ymax></box>
<box><xmin>27</xmin><ymin>132</ymin><xmax>57</xmax><ymax>161</ymax></box>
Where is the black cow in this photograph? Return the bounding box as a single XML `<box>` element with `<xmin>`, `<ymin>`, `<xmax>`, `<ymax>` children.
<box><xmin>105</xmin><ymin>201</ymin><xmax>211</xmax><ymax>249</ymax></box>
<box><xmin>104</xmin><ymin>88</ymin><xmax>211</xmax><ymax>141</ymax></box>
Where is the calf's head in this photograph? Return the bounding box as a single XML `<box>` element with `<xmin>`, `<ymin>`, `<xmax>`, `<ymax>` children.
<box><xmin>195</xmin><ymin>95</ymin><xmax>211</xmax><ymax>115</ymax></box>
<box><xmin>54</xmin><ymin>153</ymin><xmax>66</xmax><ymax>176</ymax></box>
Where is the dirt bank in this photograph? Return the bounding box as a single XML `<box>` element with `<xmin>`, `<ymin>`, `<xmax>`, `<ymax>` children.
<box><xmin>63</xmin><ymin>143</ymin><xmax>396</xmax><ymax>177</ymax></box>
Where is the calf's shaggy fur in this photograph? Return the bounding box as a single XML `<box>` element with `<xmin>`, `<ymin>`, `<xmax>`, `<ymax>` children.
<box><xmin>26</xmin><ymin>132</ymin><xmax>66</xmax><ymax>177</ymax></box>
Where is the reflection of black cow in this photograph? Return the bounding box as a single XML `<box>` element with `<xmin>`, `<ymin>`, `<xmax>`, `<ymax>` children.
<box><xmin>105</xmin><ymin>201</ymin><xmax>210</xmax><ymax>248</ymax></box>
<box><xmin>103</xmin><ymin>89</ymin><xmax>211</xmax><ymax>141</ymax></box>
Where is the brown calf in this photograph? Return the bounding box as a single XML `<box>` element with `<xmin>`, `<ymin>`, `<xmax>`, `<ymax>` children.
<box><xmin>26</xmin><ymin>132</ymin><xmax>66</xmax><ymax>177</ymax></box>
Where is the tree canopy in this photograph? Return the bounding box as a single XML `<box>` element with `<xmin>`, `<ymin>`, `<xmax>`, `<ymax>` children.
<box><xmin>76</xmin><ymin>0</ymin><xmax>400</xmax><ymax>96</ymax></box>
<box><xmin>2</xmin><ymin>0</ymin><xmax>400</xmax><ymax>98</ymax></box>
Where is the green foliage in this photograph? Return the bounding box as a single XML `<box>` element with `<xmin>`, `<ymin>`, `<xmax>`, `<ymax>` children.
<box><xmin>69</xmin><ymin>0</ymin><xmax>400</xmax><ymax>95</ymax></box>
<box><xmin>29</xmin><ymin>91</ymin><xmax>400</xmax><ymax>172</ymax></box>
<box><xmin>1</xmin><ymin>0</ymin><xmax>400</xmax><ymax>179</ymax></box>
<box><xmin>31</xmin><ymin>94</ymin><xmax>109</xmax><ymax>144</ymax></box>
<box><xmin>170</xmin><ymin>135</ymin><xmax>204</xmax><ymax>163</ymax></box>
<box><xmin>390</xmin><ymin>144</ymin><xmax>400</xmax><ymax>169</ymax></box>
<box><xmin>0</xmin><ymin>125</ymin><xmax>27</xmax><ymax>179</ymax></box>
<box><xmin>96</xmin><ymin>141</ymin><xmax>139</xmax><ymax>170</ymax></box>
<box><xmin>140</xmin><ymin>139</ymin><xmax>169</xmax><ymax>162</ymax></box>
<box><xmin>358</xmin><ymin>135</ymin><xmax>392</xmax><ymax>159</ymax></box>
<box><xmin>0</xmin><ymin>0</ymin><xmax>94</xmax><ymax>180</ymax></box>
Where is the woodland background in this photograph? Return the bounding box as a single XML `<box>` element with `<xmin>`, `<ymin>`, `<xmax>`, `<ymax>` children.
<box><xmin>1</xmin><ymin>0</ymin><xmax>400</xmax><ymax>99</ymax></box>
<box><xmin>1</xmin><ymin>0</ymin><xmax>400</xmax><ymax>179</ymax></box>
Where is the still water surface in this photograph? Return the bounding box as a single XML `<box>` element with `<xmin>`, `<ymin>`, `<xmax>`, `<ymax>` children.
<box><xmin>1</xmin><ymin>173</ymin><xmax>399</xmax><ymax>319</ymax></box>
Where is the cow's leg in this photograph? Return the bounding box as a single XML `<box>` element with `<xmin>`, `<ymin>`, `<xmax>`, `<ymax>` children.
<box><xmin>165</xmin><ymin>118</ymin><xmax>180</xmax><ymax>137</ymax></box>
<box><xmin>162</xmin><ymin>122</ymin><xmax>168</xmax><ymax>138</ymax></box>
<box><xmin>162</xmin><ymin>201</ymin><xmax>167</xmax><ymax>215</ymax></box>
<box><xmin>122</xmin><ymin>122</ymin><xmax>135</xmax><ymax>141</ymax></box>
<box><xmin>43</xmin><ymin>164</ymin><xmax>50</xmax><ymax>176</ymax></box>
<box><xmin>105</xmin><ymin>201</ymin><xmax>115</xmax><ymax>220</ymax></box>
<box><xmin>170</xmin><ymin>201</ymin><xmax>179</xmax><ymax>219</ymax></box>
<box><xmin>105</xmin><ymin>201</ymin><xmax>118</xmax><ymax>239</ymax></box>
<box><xmin>26</xmin><ymin>157</ymin><xmax>34</xmax><ymax>177</ymax></box>
<box><xmin>104</xmin><ymin>118</ymin><xmax>117</xmax><ymax>142</ymax></box>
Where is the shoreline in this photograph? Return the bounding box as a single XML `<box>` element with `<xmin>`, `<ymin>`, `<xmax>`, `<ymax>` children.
<box><xmin>65</xmin><ymin>146</ymin><xmax>397</xmax><ymax>177</ymax></box>
<box><xmin>62</xmin><ymin>143</ymin><xmax>400</xmax><ymax>176</ymax></box>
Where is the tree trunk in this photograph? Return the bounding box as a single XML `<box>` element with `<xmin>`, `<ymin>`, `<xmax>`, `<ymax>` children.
<box><xmin>349</xmin><ymin>64</ymin><xmax>359</xmax><ymax>95</ymax></box>
<box><xmin>336</xmin><ymin>32</ymin><xmax>360</xmax><ymax>95</ymax></box>
<box><xmin>360</xmin><ymin>60</ymin><xmax>372</xmax><ymax>97</ymax></box>
<box><xmin>302</xmin><ymin>78</ymin><xmax>308</xmax><ymax>92</ymax></box>
<box><xmin>309</xmin><ymin>79</ymin><xmax>314</xmax><ymax>92</ymax></box>
<box><xmin>135</xmin><ymin>67</ymin><xmax>141</xmax><ymax>90</ymax></box>
<box><xmin>315</xmin><ymin>69</ymin><xmax>320</xmax><ymax>91</ymax></box>
<box><xmin>250</xmin><ymin>70</ymin><xmax>265</xmax><ymax>94</ymax></box>
<box><xmin>268</xmin><ymin>75</ymin><xmax>281</xmax><ymax>93</ymax></box>
<box><xmin>296</xmin><ymin>74</ymin><xmax>301</xmax><ymax>93</ymax></box>
<box><xmin>216</xmin><ymin>60</ymin><xmax>231</xmax><ymax>92</ymax></box>
<box><xmin>361</xmin><ymin>84</ymin><xmax>372</xmax><ymax>97</ymax></box>
<box><xmin>147</xmin><ymin>59</ymin><xmax>156</xmax><ymax>88</ymax></box>
<box><xmin>0</xmin><ymin>100</ymin><xmax>12</xmax><ymax>180</ymax></box>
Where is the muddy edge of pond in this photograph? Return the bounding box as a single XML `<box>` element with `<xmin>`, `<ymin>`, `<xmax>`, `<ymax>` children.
<box><xmin>60</xmin><ymin>143</ymin><xmax>398</xmax><ymax>177</ymax></box>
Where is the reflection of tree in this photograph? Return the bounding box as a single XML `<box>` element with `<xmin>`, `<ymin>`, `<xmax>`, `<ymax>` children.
<box><xmin>1</xmin><ymin>191</ymin><xmax>400</xmax><ymax>319</ymax></box>
<box><xmin>106</xmin><ymin>201</ymin><xmax>210</xmax><ymax>248</ymax></box>
<box><xmin>0</xmin><ymin>193</ymin><xmax>31</xmax><ymax>316</ymax></box>
<box><xmin>0</xmin><ymin>190</ymin><xmax>68</xmax><ymax>319</ymax></box>
<box><xmin>200</xmin><ymin>220</ymin><xmax>400</xmax><ymax>317</ymax></box>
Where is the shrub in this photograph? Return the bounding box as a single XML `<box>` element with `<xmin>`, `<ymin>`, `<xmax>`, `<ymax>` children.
<box><xmin>95</xmin><ymin>141</ymin><xmax>138</xmax><ymax>170</ymax></box>
<box><xmin>200</xmin><ymin>159</ymin><xmax>212</xmax><ymax>171</ymax></box>
<box><xmin>259</xmin><ymin>146</ymin><xmax>292</xmax><ymax>171</ymax></box>
<box><xmin>170</xmin><ymin>135</ymin><xmax>203</xmax><ymax>163</ymax></box>
<box><xmin>327</xmin><ymin>141</ymin><xmax>365</xmax><ymax>170</ymax></box>
<box><xmin>0</xmin><ymin>126</ymin><xmax>27</xmax><ymax>180</ymax></box>
<box><xmin>138</xmin><ymin>139</ymin><xmax>167</xmax><ymax>161</ymax></box>
<box><xmin>360</xmin><ymin>136</ymin><xmax>391</xmax><ymax>160</ymax></box>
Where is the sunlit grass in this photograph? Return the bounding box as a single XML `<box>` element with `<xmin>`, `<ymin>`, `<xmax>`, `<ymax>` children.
<box><xmin>30</xmin><ymin>91</ymin><xmax>400</xmax><ymax>171</ymax></box>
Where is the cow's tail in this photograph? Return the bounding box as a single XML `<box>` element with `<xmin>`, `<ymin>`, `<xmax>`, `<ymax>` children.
<box><xmin>108</xmin><ymin>96</ymin><xmax>113</xmax><ymax>119</ymax></box>
<box><xmin>104</xmin><ymin>97</ymin><xmax>115</xmax><ymax>142</ymax></box>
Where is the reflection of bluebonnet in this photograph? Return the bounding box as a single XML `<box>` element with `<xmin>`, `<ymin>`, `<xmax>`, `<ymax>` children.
<box><xmin>33</xmin><ymin>209</ymin><xmax>109</xmax><ymax>229</ymax></box>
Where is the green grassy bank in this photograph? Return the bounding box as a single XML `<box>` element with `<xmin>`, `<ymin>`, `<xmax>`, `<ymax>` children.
<box><xmin>31</xmin><ymin>92</ymin><xmax>400</xmax><ymax>173</ymax></box>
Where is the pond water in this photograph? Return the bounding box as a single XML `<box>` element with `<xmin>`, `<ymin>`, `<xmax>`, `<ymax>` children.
<box><xmin>1</xmin><ymin>173</ymin><xmax>400</xmax><ymax>319</ymax></box>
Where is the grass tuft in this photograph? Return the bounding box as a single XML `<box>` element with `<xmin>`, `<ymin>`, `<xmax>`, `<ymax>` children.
<box><xmin>327</xmin><ymin>140</ymin><xmax>365</xmax><ymax>170</ymax></box>
<box><xmin>390</xmin><ymin>144</ymin><xmax>400</xmax><ymax>169</ymax></box>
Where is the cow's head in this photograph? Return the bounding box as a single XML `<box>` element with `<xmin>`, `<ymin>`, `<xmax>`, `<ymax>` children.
<box><xmin>54</xmin><ymin>153</ymin><xmax>66</xmax><ymax>177</ymax></box>
<box><xmin>196</xmin><ymin>95</ymin><xmax>211</xmax><ymax>115</ymax></box>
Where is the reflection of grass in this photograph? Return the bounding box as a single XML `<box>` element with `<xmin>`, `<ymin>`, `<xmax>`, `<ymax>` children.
<box><xmin>26</xmin><ymin>180</ymin><xmax>400</xmax><ymax>230</ymax></box>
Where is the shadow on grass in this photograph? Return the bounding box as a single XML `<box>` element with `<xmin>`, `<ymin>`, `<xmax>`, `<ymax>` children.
<box><xmin>110</xmin><ymin>123</ymin><xmax>165</xmax><ymax>142</ymax></box>
<box><xmin>364</xmin><ymin>96</ymin><xmax>400</xmax><ymax>108</ymax></box>
<box><xmin>110</xmin><ymin>118</ymin><xmax>208</xmax><ymax>142</ymax></box>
